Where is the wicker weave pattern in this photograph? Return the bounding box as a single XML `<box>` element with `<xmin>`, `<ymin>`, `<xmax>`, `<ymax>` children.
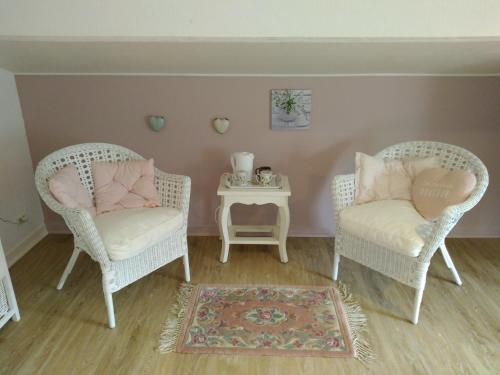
<box><xmin>0</xmin><ymin>281</ymin><xmax>8</xmax><ymax>316</ymax></box>
<box><xmin>331</xmin><ymin>141</ymin><xmax>488</xmax><ymax>323</ymax></box>
<box><xmin>35</xmin><ymin>143</ymin><xmax>191</xmax><ymax>327</ymax></box>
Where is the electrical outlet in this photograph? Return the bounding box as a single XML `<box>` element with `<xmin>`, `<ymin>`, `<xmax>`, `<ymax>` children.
<box><xmin>17</xmin><ymin>213</ymin><xmax>28</xmax><ymax>224</ymax></box>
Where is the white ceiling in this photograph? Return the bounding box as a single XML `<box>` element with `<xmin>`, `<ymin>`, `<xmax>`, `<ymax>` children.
<box><xmin>2</xmin><ymin>1</ymin><xmax>500</xmax><ymax>39</ymax></box>
<box><xmin>1</xmin><ymin>39</ymin><xmax>499</xmax><ymax>75</ymax></box>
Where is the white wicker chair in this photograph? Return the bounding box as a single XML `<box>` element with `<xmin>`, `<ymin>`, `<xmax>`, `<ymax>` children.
<box><xmin>331</xmin><ymin>141</ymin><xmax>488</xmax><ymax>324</ymax></box>
<box><xmin>35</xmin><ymin>143</ymin><xmax>191</xmax><ymax>328</ymax></box>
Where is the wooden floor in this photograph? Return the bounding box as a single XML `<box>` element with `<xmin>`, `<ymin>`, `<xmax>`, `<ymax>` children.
<box><xmin>0</xmin><ymin>236</ymin><xmax>498</xmax><ymax>374</ymax></box>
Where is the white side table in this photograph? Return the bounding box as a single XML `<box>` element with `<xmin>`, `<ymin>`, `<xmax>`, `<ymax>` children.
<box><xmin>217</xmin><ymin>175</ymin><xmax>291</xmax><ymax>263</ymax></box>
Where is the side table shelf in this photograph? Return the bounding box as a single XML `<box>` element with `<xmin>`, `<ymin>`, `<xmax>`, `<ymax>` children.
<box><xmin>228</xmin><ymin>225</ymin><xmax>280</xmax><ymax>245</ymax></box>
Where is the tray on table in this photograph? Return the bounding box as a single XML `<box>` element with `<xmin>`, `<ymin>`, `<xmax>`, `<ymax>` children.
<box><xmin>223</xmin><ymin>173</ymin><xmax>282</xmax><ymax>190</ymax></box>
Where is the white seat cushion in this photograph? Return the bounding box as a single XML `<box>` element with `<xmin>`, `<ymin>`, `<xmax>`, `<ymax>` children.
<box><xmin>94</xmin><ymin>207</ymin><xmax>183</xmax><ymax>261</ymax></box>
<box><xmin>339</xmin><ymin>200</ymin><xmax>428</xmax><ymax>257</ymax></box>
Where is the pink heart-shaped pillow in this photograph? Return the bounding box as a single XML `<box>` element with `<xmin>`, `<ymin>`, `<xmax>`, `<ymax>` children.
<box><xmin>412</xmin><ymin>168</ymin><xmax>476</xmax><ymax>220</ymax></box>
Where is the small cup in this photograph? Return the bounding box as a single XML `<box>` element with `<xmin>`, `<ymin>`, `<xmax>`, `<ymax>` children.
<box><xmin>256</xmin><ymin>169</ymin><xmax>274</xmax><ymax>185</ymax></box>
<box><xmin>255</xmin><ymin>166</ymin><xmax>272</xmax><ymax>176</ymax></box>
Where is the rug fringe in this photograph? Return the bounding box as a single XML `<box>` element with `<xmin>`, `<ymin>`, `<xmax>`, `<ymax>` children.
<box><xmin>337</xmin><ymin>281</ymin><xmax>375</xmax><ymax>365</ymax></box>
<box><xmin>159</xmin><ymin>282</ymin><xmax>195</xmax><ymax>353</ymax></box>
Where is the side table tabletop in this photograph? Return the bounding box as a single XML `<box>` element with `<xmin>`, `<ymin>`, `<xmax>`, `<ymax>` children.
<box><xmin>217</xmin><ymin>174</ymin><xmax>291</xmax><ymax>263</ymax></box>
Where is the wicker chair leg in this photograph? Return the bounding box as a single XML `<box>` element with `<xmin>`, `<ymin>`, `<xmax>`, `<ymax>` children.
<box><xmin>440</xmin><ymin>243</ymin><xmax>463</xmax><ymax>286</ymax></box>
<box><xmin>332</xmin><ymin>253</ymin><xmax>340</xmax><ymax>281</ymax></box>
<box><xmin>102</xmin><ymin>279</ymin><xmax>116</xmax><ymax>329</ymax></box>
<box><xmin>3</xmin><ymin>273</ymin><xmax>20</xmax><ymax>321</ymax></box>
<box><xmin>57</xmin><ymin>248</ymin><xmax>81</xmax><ymax>290</ymax></box>
<box><xmin>183</xmin><ymin>254</ymin><xmax>191</xmax><ymax>282</ymax></box>
<box><xmin>12</xmin><ymin>309</ymin><xmax>20</xmax><ymax>321</ymax></box>
<box><xmin>412</xmin><ymin>287</ymin><xmax>425</xmax><ymax>324</ymax></box>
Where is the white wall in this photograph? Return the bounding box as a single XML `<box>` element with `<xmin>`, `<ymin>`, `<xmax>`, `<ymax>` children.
<box><xmin>0</xmin><ymin>0</ymin><xmax>499</xmax><ymax>39</ymax></box>
<box><xmin>0</xmin><ymin>68</ymin><xmax>46</xmax><ymax>266</ymax></box>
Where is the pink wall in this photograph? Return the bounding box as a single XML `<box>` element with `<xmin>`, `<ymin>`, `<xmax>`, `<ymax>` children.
<box><xmin>16</xmin><ymin>75</ymin><xmax>500</xmax><ymax>237</ymax></box>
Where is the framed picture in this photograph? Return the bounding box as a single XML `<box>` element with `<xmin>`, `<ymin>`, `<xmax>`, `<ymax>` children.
<box><xmin>271</xmin><ymin>89</ymin><xmax>311</xmax><ymax>130</ymax></box>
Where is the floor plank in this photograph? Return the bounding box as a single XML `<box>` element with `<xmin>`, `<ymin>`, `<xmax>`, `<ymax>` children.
<box><xmin>0</xmin><ymin>235</ymin><xmax>499</xmax><ymax>374</ymax></box>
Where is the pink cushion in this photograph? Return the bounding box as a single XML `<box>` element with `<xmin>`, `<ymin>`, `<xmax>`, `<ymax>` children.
<box><xmin>49</xmin><ymin>165</ymin><xmax>95</xmax><ymax>215</ymax></box>
<box><xmin>93</xmin><ymin>159</ymin><xmax>160</xmax><ymax>215</ymax></box>
<box><xmin>403</xmin><ymin>157</ymin><xmax>440</xmax><ymax>178</ymax></box>
<box><xmin>355</xmin><ymin>153</ymin><xmax>439</xmax><ymax>205</ymax></box>
<box><xmin>355</xmin><ymin>152</ymin><xmax>410</xmax><ymax>204</ymax></box>
<box><xmin>412</xmin><ymin>168</ymin><xmax>476</xmax><ymax>220</ymax></box>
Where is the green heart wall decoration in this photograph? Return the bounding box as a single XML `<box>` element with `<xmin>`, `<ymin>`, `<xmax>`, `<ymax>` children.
<box><xmin>148</xmin><ymin>115</ymin><xmax>166</xmax><ymax>132</ymax></box>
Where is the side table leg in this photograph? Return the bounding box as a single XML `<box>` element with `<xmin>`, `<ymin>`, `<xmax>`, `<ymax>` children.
<box><xmin>218</xmin><ymin>205</ymin><xmax>232</xmax><ymax>241</ymax></box>
<box><xmin>217</xmin><ymin>205</ymin><xmax>222</xmax><ymax>240</ymax></box>
<box><xmin>219</xmin><ymin>204</ymin><xmax>230</xmax><ymax>263</ymax></box>
<box><xmin>278</xmin><ymin>205</ymin><xmax>290</xmax><ymax>263</ymax></box>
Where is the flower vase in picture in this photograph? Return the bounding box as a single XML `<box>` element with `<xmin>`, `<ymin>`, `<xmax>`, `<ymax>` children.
<box><xmin>271</xmin><ymin>89</ymin><xmax>311</xmax><ymax>130</ymax></box>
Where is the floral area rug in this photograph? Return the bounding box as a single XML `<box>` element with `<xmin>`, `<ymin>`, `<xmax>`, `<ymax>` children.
<box><xmin>160</xmin><ymin>284</ymin><xmax>372</xmax><ymax>362</ymax></box>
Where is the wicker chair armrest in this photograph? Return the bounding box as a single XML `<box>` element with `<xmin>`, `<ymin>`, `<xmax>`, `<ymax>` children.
<box><xmin>445</xmin><ymin>181</ymin><xmax>488</xmax><ymax>216</ymax></box>
<box><xmin>331</xmin><ymin>174</ymin><xmax>356</xmax><ymax>214</ymax></box>
<box><xmin>418</xmin><ymin>174</ymin><xmax>488</xmax><ymax>262</ymax></box>
<box><xmin>418</xmin><ymin>206</ymin><xmax>464</xmax><ymax>262</ymax></box>
<box><xmin>155</xmin><ymin>170</ymin><xmax>191</xmax><ymax>227</ymax></box>
<box><xmin>36</xmin><ymin>176</ymin><xmax>110</xmax><ymax>268</ymax></box>
<box><xmin>61</xmin><ymin>208</ymin><xmax>111</xmax><ymax>268</ymax></box>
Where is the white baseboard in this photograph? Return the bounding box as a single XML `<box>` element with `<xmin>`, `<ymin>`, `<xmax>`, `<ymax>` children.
<box><xmin>183</xmin><ymin>225</ymin><xmax>500</xmax><ymax>238</ymax></box>
<box><xmin>6</xmin><ymin>224</ymin><xmax>48</xmax><ymax>267</ymax></box>
<box><xmin>45</xmin><ymin>223</ymin><xmax>500</xmax><ymax>238</ymax></box>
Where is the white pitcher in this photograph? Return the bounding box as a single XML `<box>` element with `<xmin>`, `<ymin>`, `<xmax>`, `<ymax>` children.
<box><xmin>230</xmin><ymin>152</ymin><xmax>254</xmax><ymax>179</ymax></box>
